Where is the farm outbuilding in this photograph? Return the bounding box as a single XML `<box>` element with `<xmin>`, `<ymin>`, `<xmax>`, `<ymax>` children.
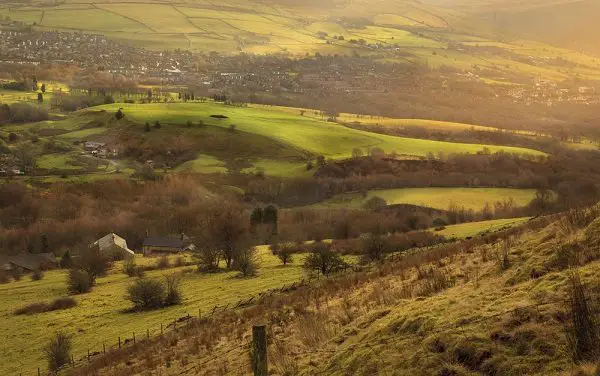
<box><xmin>142</xmin><ymin>235</ymin><xmax>194</xmax><ymax>255</ymax></box>
<box><xmin>92</xmin><ymin>233</ymin><xmax>135</xmax><ymax>259</ymax></box>
<box><xmin>1</xmin><ymin>252</ymin><xmax>56</xmax><ymax>272</ymax></box>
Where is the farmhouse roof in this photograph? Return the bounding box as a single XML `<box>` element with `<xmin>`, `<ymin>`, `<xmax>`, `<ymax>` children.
<box><xmin>143</xmin><ymin>237</ymin><xmax>185</xmax><ymax>249</ymax></box>
<box><xmin>92</xmin><ymin>233</ymin><xmax>134</xmax><ymax>256</ymax></box>
<box><xmin>7</xmin><ymin>252</ymin><xmax>56</xmax><ymax>271</ymax></box>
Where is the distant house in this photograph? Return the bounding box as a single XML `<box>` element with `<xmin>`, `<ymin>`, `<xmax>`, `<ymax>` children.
<box><xmin>84</xmin><ymin>141</ymin><xmax>106</xmax><ymax>151</ymax></box>
<box><xmin>142</xmin><ymin>235</ymin><xmax>193</xmax><ymax>255</ymax></box>
<box><xmin>2</xmin><ymin>252</ymin><xmax>56</xmax><ymax>272</ymax></box>
<box><xmin>91</xmin><ymin>233</ymin><xmax>135</xmax><ymax>259</ymax></box>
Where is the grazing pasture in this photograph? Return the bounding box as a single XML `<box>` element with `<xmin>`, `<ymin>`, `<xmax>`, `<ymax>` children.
<box><xmin>92</xmin><ymin>103</ymin><xmax>546</xmax><ymax>160</ymax></box>
<box><xmin>0</xmin><ymin>250</ymin><xmax>307</xmax><ymax>375</ymax></box>
<box><xmin>312</xmin><ymin>187</ymin><xmax>539</xmax><ymax>211</ymax></box>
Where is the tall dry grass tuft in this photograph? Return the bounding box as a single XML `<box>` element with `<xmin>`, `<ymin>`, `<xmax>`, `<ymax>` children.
<box><xmin>565</xmin><ymin>268</ymin><xmax>598</xmax><ymax>362</ymax></box>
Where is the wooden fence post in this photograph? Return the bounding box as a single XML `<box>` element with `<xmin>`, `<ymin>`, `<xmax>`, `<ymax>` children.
<box><xmin>147</xmin><ymin>328</ymin><xmax>150</xmax><ymax>340</ymax></box>
<box><xmin>118</xmin><ymin>336</ymin><xmax>121</xmax><ymax>349</ymax></box>
<box><xmin>252</xmin><ymin>325</ymin><xmax>268</xmax><ymax>376</ymax></box>
<box><xmin>161</xmin><ymin>323</ymin><xmax>163</xmax><ymax>335</ymax></box>
<box><xmin>87</xmin><ymin>349</ymin><xmax>90</xmax><ymax>362</ymax></box>
<box><xmin>103</xmin><ymin>343</ymin><xmax>106</xmax><ymax>354</ymax></box>
<box><xmin>133</xmin><ymin>332</ymin><xmax>136</xmax><ymax>344</ymax></box>
<box><xmin>71</xmin><ymin>354</ymin><xmax>75</xmax><ymax>367</ymax></box>
<box><xmin>38</xmin><ymin>368</ymin><xmax>40</xmax><ymax>376</ymax></box>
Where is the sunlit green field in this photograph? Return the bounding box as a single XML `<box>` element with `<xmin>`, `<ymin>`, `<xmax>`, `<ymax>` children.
<box><xmin>251</xmin><ymin>104</ymin><xmax>499</xmax><ymax>133</ymax></box>
<box><xmin>91</xmin><ymin>103</ymin><xmax>546</xmax><ymax>159</ymax></box>
<box><xmin>312</xmin><ymin>187</ymin><xmax>538</xmax><ymax>211</ymax></box>
<box><xmin>37</xmin><ymin>153</ymin><xmax>81</xmax><ymax>170</ymax></box>
<box><xmin>174</xmin><ymin>154</ymin><xmax>228</xmax><ymax>174</ymax></box>
<box><xmin>0</xmin><ymin>250</ymin><xmax>307</xmax><ymax>375</ymax></box>
<box><xmin>430</xmin><ymin>217</ymin><xmax>531</xmax><ymax>239</ymax></box>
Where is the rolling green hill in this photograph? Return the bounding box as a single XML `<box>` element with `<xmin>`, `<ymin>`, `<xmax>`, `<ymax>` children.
<box><xmin>92</xmin><ymin>102</ymin><xmax>546</xmax><ymax>160</ymax></box>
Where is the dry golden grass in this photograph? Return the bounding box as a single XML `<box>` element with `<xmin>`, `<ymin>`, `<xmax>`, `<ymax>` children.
<box><xmin>68</xmin><ymin>210</ymin><xmax>600</xmax><ymax>375</ymax></box>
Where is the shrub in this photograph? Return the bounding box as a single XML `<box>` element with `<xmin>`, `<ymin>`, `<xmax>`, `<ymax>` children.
<box><xmin>67</xmin><ymin>269</ymin><xmax>92</xmax><ymax>294</ymax></box>
<box><xmin>75</xmin><ymin>247</ymin><xmax>112</xmax><ymax>283</ymax></box>
<box><xmin>565</xmin><ymin>268</ymin><xmax>598</xmax><ymax>362</ymax></box>
<box><xmin>303</xmin><ymin>243</ymin><xmax>347</xmax><ymax>277</ymax></box>
<box><xmin>126</xmin><ymin>278</ymin><xmax>166</xmax><ymax>311</ymax></box>
<box><xmin>360</xmin><ymin>233</ymin><xmax>388</xmax><ymax>262</ymax></box>
<box><xmin>197</xmin><ymin>247</ymin><xmax>221</xmax><ymax>272</ymax></box>
<box><xmin>363</xmin><ymin>196</ymin><xmax>387</xmax><ymax>211</ymax></box>
<box><xmin>123</xmin><ymin>258</ymin><xmax>144</xmax><ymax>277</ymax></box>
<box><xmin>44</xmin><ymin>332</ymin><xmax>72</xmax><ymax>372</ymax></box>
<box><xmin>15</xmin><ymin>297</ymin><xmax>77</xmax><ymax>315</ymax></box>
<box><xmin>276</xmin><ymin>248</ymin><xmax>294</xmax><ymax>266</ymax></box>
<box><xmin>234</xmin><ymin>248</ymin><xmax>259</xmax><ymax>277</ymax></box>
<box><xmin>164</xmin><ymin>273</ymin><xmax>183</xmax><ymax>306</ymax></box>
<box><xmin>50</xmin><ymin>297</ymin><xmax>77</xmax><ymax>311</ymax></box>
<box><xmin>31</xmin><ymin>269</ymin><xmax>44</xmax><ymax>281</ymax></box>
<box><xmin>156</xmin><ymin>255</ymin><xmax>170</xmax><ymax>269</ymax></box>
<box><xmin>174</xmin><ymin>256</ymin><xmax>185</xmax><ymax>267</ymax></box>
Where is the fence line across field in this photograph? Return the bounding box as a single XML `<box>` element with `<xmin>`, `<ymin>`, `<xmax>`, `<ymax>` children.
<box><xmin>29</xmin><ymin>217</ymin><xmax>551</xmax><ymax>375</ymax></box>
<box><xmin>50</xmin><ymin>277</ymin><xmax>313</xmax><ymax>373</ymax></box>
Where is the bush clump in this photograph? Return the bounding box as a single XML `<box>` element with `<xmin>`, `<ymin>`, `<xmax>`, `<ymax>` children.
<box><xmin>67</xmin><ymin>269</ymin><xmax>92</xmax><ymax>294</ymax></box>
<box><xmin>123</xmin><ymin>258</ymin><xmax>144</xmax><ymax>277</ymax></box>
<box><xmin>15</xmin><ymin>297</ymin><xmax>77</xmax><ymax>315</ymax></box>
<box><xmin>303</xmin><ymin>243</ymin><xmax>348</xmax><ymax>277</ymax></box>
<box><xmin>126</xmin><ymin>273</ymin><xmax>184</xmax><ymax>311</ymax></box>
<box><xmin>44</xmin><ymin>332</ymin><xmax>72</xmax><ymax>372</ymax></box>
<box><xmin>164</xmin><ymin>274</ymin><xmax>183</xmax><ymax>306</ymax></box>
<box><xmin>127</xmin><ymin>278</ymin><xmax>166</xmax><ymax>310</ymax></box>
<box><xmin>233</xmin><ymin>248</ymin><xmax>259</xmax><ymax>277</ymax></box>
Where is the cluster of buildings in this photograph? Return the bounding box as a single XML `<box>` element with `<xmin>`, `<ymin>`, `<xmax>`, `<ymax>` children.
<box><xmin>92</xmin><ymin>233</ymin><xmax>195</xmax><ymax>260</ymax></box>
<box><xmin>1</xmin><ymin>233</ymin><xmax>195</xmax><ymax>273</ymax></box>
<box><xmin>83</xmin><ymin>141</ymin><xmax>118</xmax><ymax>158</ymax></box>
<box><xmin>505</xmin><ymin>79</ymin><xmax>599</xmax><ymax>106</ymax></box>
<box><xmin>0</xmin><ymin>28</ymin><xmax>195</xmax><ymax>83</ymax></box>
<box><xmin>0</xmin><ymin>154</ymin><xmax>24</xmax><ymax>176</ymax></box>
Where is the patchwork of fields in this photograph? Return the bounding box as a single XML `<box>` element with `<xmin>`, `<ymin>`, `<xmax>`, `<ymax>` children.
<box><xmin>3</xmin><ymin>1</ymin><xmax>600</xmax><ymax>80</ymax></box>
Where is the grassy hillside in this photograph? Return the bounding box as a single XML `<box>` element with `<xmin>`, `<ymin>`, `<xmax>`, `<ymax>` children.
<box><xmin>93</xmin><ymin>103</ymin><xmax>546</xmax><ymax>160</ymax></box>
<box><xmin>428</xmin><ymin>0</ymin><xmax>600</xmax><ymax>56</ymax></box>
<box><xmin>69</xmin><ymin>207</ymin><xmax>600</xmax><ymax>376</ymax></box>
<box><xmin>430</xmin><ymin>216</ymin><xmax>531</xmax><ymax>238</ymax></box>
<box><xmin>312</xmin><ymin>187</ymin><xmax>538</xmax><ymax>210</ymax></box>
<box><xmin>0</xmin><ymin>250</ymin><xmax>309</xmax><ymax>375</ymax></box>
<box><xmin>250</xmin><ymin>104</ymin><xmax>500</xmax><ymax>133</ymax></box>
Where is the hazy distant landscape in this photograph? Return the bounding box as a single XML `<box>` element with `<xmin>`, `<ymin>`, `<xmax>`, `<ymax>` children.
<box><xmin>2</xmin><ymin>1</ymin><xmax>600</xmax><ymax>375</ymax></box>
